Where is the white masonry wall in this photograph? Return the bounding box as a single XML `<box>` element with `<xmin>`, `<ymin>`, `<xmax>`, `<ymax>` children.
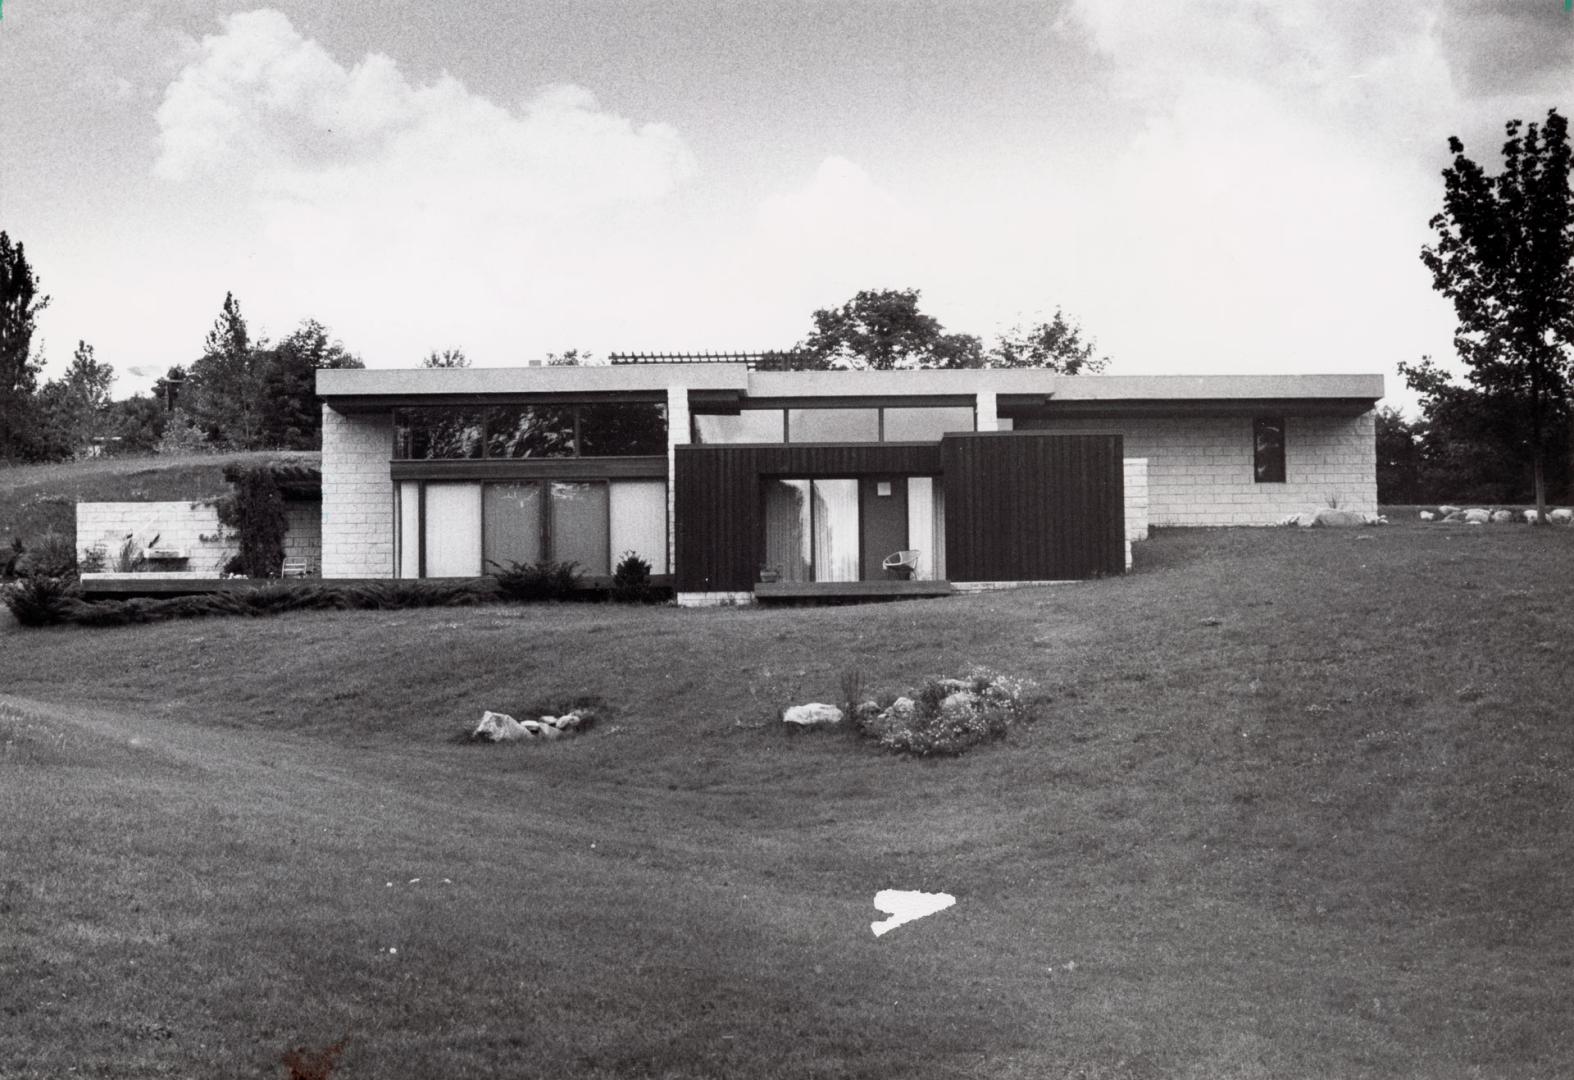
<box><xmin>1022</xmin><ymin>414</ymin><xmax>1376</xmax><ymax>526</ymax></box>
<box><xmin>321</xmin><ymin>406</ymin><xmax>394</xmax><ymax>578</ymax></box>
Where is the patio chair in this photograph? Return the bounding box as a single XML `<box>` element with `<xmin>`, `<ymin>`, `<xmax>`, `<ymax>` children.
<box><xmin>882</xmin><ymin>549</ymin><xmax>921</xmax><ymax>580</ymax></box>
<box><xmin>281</xmin><ymin>556</ymin><xmax>311</xmax><ymax>578</ymax></box>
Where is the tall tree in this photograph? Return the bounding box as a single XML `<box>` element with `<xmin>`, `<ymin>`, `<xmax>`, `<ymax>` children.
<box><xmin>779</xmin><ymin>288</ymin><xmax>984</xmax><ymax>371</ymax></box>
<box><xmin>187</xmin><ymin>292</ymin><xmax>268</xmax><ymax>448</ymax></box>
<box><xmin>988</xmin><ymin>309</ymin><xmax>1110</xmax><ymax>373</ymax></box>
<box><xmin>259</xmin><ymin>319</ymin><xmax>364</xmax><ymax>449</ymax></box>
<box><xmin>153</xmin><ymin>365</ymin><xmax>187</xmax><ymax>413</ymax></box>
<box><xmin>0</xmin><ymin>230</ymin><xmax>49</xmax><ymax>460</ymax></box>
<box><xmin>422</xmin><ymin>348</ymin><xmax>469</xmax><ymax>368</ymax></box>
<box><xmin>36</xmin><ymin>340</ymin><xmax>116</xmax><ymax>457</ymax></box>
<box><xmin>1420</xmin><ymin>108</ymin><xmax>1574</xmax><ymax>521</ymax></box>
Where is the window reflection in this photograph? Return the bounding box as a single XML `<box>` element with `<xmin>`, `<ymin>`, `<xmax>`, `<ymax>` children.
<box><xmin>693</xmin><ymin>411</ymin><xmax>785</xmax><ymax>444</ymax></box>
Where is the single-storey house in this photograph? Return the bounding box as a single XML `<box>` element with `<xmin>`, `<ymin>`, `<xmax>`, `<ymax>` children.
<box><xmin>315</xmin><ymin>363</ymin><xmax>1382</xmax><ymax>605</ymax></box>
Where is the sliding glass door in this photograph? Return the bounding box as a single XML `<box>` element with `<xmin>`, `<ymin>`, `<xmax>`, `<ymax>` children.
<box><xmin>762</xmin><ymin>478</ymin><xmax>859</xmax><ymax>583</ymax></box>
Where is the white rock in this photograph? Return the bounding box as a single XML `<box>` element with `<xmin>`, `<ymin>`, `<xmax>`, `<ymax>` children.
<box><xmin>782</xmin><ymin>703</ymin><xmax>844</xmax><ymax>728</ymax></box>
<box><xmin>1439</xmin><ymin>505</ymin><xmax>1462</xmax><ymax>516</ymax></box>
<box><xmin>1462</xmin><ymin>508</ymin><xmax>1491</xmax><ymax>524</ymax></box>
<box><xmin>1419</xmin><ymin>511</ymin><xmax>1435</xmax><ymax>521</ymax></box>
<box><xmin>473</xmin><ymin>710</ymin><xmax>528</xmax><ymax>741</ymax></box>
<box><xmin>1551</xmin><ymin>509</ymin><xmax>1573</xmax><ymax>525</ymax></box>
<box><xmin>1523</xmin><ymin>509</ymin><xmax>1542</xmax><ymax>523</ymax></box>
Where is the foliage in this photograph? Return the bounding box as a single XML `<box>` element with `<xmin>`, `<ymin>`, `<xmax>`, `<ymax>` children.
<box><xmin>28</xmin><ymin>579</ymin><xmax>493</xmax><ymax>628</ymax></box>
<box><xmin>30</xmin><ymin>340</ymin><xmax>118</xmax><ymax>461</ymax></box>
<box><xmin>987</xmin><ymin>309</ymin><xmax>1109</xmax><ymax>373</ymax></box>
<box><xmin>1375</xmin><ymin>407</ymin><xmax>1423</xmax><ymax>504</ymax></box>
<box><xmin>187</xmin><ymin>292</ymin><xmax>269</xmax><ymax>449</ymax></box>
<box><xmin>156</xmin><ymin>408</ymin><xmax>210</xmax><ymax>455</ymax></box>
<box><xmin>2</xmin><ymin>574</ymin><xmax>76</xmax><ymax>626</ymax></box>
<box><xmin>2</xmin><ymin>537</ymin><xmax>23</xmax><ymax>578</ymax></box>
<box><xmin>0</xmin><ymin>229</ymin><xmax>50</xmax><ymax>461</ymax></box>
<box><xmin>17</xmin><ymin>528</ymin><xmax>77</xmax><ymax>578</ymax></box>
<box><xmin>855</xmin><ymin>668</ymin><xmax>1036</xmax><ymax>756</ymax></box>
<box><xmin>610</xmin><ymin>550</ymin><xmax>654</xmax><ymax>603</ymax></box>
<box><xmin>78</xmin><ymin>546</ymin><xmax>106</xmax><ymax>574</ymax></box>
<box><xmin>111</xmin><ymin>535</ymin><xmax>144</xmax><ymax>574</ymax></box>
<box><xmin>777</xmin><ymin>288</ymin><xmax>984</xmax><ymax>371</ymax></box>
<box><xmin>546</xmin><ymin>349</ymin><xmax>591</xmax><ymax>366</ymax></box>
<box><xmin>151</xmin><ymin>365</ymin><xmax>187</xmax><ymax>413</ymax></box>
<box><xmin>1397</xmin><ymin>355</ymin><xmax>1570</xmax><ymax>503</ymax></box>
<box><xmin>422</xmin><ymin>348</ymin><xmax>469</xmax><ymax>368</ymax></box>
<box><xmin>216</xmin><ymin>467</ymin><xmax>289</xmax><ymax>578</ymax></box>
<box><xmin>1420</xmin><ymin>108</ymin><xmax>1574</xmax><ymax>517</ymax></box>
<box><xmin>103</xmin><ymin>394</ymin><xmax>167</xmax><ymax>454</ymax></box>
<box><xmin>489</xmin><ymin>558</ymin><xmax>582</xmax><ymax>602</ymax></box>
<box><xmin>259</xmin><ymin>319</ymin><xmax>364</xmax><ymax>450</ymax></box>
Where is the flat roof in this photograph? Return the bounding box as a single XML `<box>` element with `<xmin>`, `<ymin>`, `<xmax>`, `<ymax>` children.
<box><xmin>319</xmin><ymin>365</ymin><xmax>1383</xmax><ymax>406</ymax></box>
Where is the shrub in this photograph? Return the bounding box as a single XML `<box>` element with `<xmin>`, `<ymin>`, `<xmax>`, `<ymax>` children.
<box><xmin>78</xmin><ymin>546</ymin><xmax>107</xmax><ymax>574</ymax></box>
<box><xmin>17</xmin><ymin>529</ymin><xmax>78</xmax><ymax>579</ymax></box>
<box><xmin>2</xmin><ymin>538</ymin><xmax>23</xmax><ymax>579</ymax></box>
<box><xmin>611</xmin><ymin>550</ymin><xmax>654</xmax><ymax>603</ymax></box>
<box><xmin>489</xmin><ymin>559</ymin><xmax>581</xmax><ymax>602</ymax></box>
<box><xmin>111</xmin><ymin>535</ymin><xmax>145</xmax><ymax>573</ymax></box>
<box><xmin>2</xmin><ymin>575</ymin><xmax>77</xmax><ymax>627</ymax></box>
<box><xmin>855</xmin><ymin>667</ymin><xmax>1036</xmax><ymax>757</ymax></box>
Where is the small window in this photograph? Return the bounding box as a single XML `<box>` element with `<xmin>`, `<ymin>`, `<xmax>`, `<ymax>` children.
<box><xmin>1254</xmin><ymin>417</ymin><xmax>1286</xmax><ymax>483</ymax></box>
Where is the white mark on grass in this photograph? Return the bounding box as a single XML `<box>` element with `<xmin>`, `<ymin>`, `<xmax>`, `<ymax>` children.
<box><xmin>871</xmin><ymin>889</ymin><xmax>956</xmax><ymax>937</ymax></box>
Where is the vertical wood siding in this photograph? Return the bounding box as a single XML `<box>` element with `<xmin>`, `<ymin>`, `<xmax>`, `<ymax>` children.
<box><xmin>940</xmin><ymin>433</ymin><xmax>1125</xmax><ymax>581</ymax></box>
<box><xmin>674</xmin><ymin>444</ymin><xmax>941</xmax><ymax>591</ymax></box>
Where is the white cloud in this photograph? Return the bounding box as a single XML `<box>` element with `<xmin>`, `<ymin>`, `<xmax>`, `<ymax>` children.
<box><xmin>147</xmin><ymin>8</ymin><xmax>699</xmax><ymax>366</ymax></box>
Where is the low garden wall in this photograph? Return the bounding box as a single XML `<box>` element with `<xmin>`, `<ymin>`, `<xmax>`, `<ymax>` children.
<box><xmin>75</xmin><ymin>501</ymin><xmax>321</xmax><ymax>576</ymax></box>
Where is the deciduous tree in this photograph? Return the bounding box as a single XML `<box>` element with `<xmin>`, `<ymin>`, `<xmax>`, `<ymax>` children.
<box><xmin>259</xmin><ymin>319</ymin><xmax>363</xmax><ymax>449</ymax></box>
<box><xmin>780</xmin><ymin>288</ymin><xmax>984</xmax><ymax>371</ymax></box>
<box><xmin>988</xmin><ymin>309</ymin><xmax>1110</xmax><ymax>373</ymax></box>
<box><xmin>422</xmin><ymin>348</ymin><xmax>469</xmax><ymax>368</ymax></box>
<box><xmin>1420</xmin><ymin>108</ymin><xmax>1574</xmax><ymax>520</ymax></box>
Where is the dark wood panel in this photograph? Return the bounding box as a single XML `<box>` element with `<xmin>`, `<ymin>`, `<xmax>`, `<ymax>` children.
<box><xmin>940</xmin><ymin>432</ymin><xmax>1124</xmax><ymax>582</ymax></box>
<box><xmin>674</xmin><ymin>443</ymin><xmax>942</xmax><ymax>591</ymax></box>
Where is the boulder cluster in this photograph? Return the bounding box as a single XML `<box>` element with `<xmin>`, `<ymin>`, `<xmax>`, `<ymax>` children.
<box><xmin>471</xmin><ymin>709</ymin><xmax>590</xmax><ymax>742</ymax></box>
<box><xmin>1422</xmin><ymin>506</ymin><xmax>1574</xmax><ymax>525</ymax></box>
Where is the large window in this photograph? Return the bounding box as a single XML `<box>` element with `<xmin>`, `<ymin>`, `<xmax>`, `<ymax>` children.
<box><xmin>395</xmin><ymin>403</ymin><xmax>666</xmax><ymax>460</ymax></box>
<box><xmin>693</xmin><ymin>404</ymin><xmax>975</xmax><ymax>444</ymax></box>
<box><xmin>1253</xmin><ymin>417</ymin><xmax>1286</xmax><ymax>483</ymax></box>
<box><xmin>398</xmin><ymin>479</ymin><xmax>667</xmax><ymax>578</ymax></box>
<box><xmin>761</xmin><ymin>478</ymin><xmax>859</xmax><ymax>583</ymax></box>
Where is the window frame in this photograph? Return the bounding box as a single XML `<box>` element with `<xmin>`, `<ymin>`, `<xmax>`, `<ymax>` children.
<box><xmin>393</xmin><ymin>402</ymin><xmax>667</xmax><ymax>461</ymax></box>
<box><xmin>1253</xmin><ymin>417</ymin><xmax>1287</xmax><ymax>484</ymax></box>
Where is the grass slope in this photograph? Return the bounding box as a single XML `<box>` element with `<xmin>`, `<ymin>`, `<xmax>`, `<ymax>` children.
<box><xmin>2</xmin><ymin>521</ymin><xmax>1572</xmax><ymax>1078</ymax></box>
<box><xmin>0</xmin><ymin>451</ymin><xmax>320</xmax><ymax>549</ymax></box>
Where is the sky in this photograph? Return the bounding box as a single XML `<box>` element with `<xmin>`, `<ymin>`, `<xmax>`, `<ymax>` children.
<box><xmin>1</xmin><ymin>1</ymin><xmax>1570</xmax><ymax>411</ymax></box>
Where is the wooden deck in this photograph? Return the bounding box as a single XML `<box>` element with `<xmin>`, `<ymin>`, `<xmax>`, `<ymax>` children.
<box><xmin>753</xmin><ymin>579</ymin><xmax>955</xmax><ymax>603</ymax></box>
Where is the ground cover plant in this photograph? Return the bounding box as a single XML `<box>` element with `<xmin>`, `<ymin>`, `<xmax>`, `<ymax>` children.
<box><xmin>2</xmin><ymin>518</ymin><xmax>1572</xmax><ymax>1077</ymax></box>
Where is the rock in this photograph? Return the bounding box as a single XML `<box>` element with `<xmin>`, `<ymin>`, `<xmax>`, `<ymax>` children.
<box><xmin>1442</xmin><ymin>512</ymin><xmax>1465</xmax><ymax>523</ymax></box>
<box><xmin>1439</xmin><ymin>505</ymin><xmax>1462</xmax><ymax>516</ymax></box>
<box><xmin>1462</xmin><ymin>508</ymin><xmax>1491</xmax><ymax>524</ymax></box>
<box><xmin>1419</xmin><ymin>511</ymin><xmax>1435</xmax><ymax>521</ymax></box>
<box><xmin>882</xmin><ymin>697</ymin><xmax>917</xmax><ymax>724</ymax></box>
<box><xmin>782</xmin><ymin>703</ymin><xmax>844</xmax><ymax>728</ymax></box>
<box><xmin>1310</xmin><ymin>508</ymin><xmax>1369</xmax><ymax>528</ymax></box>
<box><xmin>1551</xmin><ymin>509</ymin><xmax>1573</xmax><ymax>525</ymax></box>
<box><xmin>1490</xmin><ymin>510</ymin><xmax>1515</xmax><ymax>524</ymax></box>
<box><xmin>1523</xmin><ymin>509</ymin><xmax>1542</xmax><ymax>523</ymax></box>
<box><xmin>473</xmin><ymin>710</ymin><xmax>528</xmax><ymax>742</ymax></box>
<box><xmin>938</xmin><ymin>691</ymin><xmax>980</xmax><ymax>723</ymax></box>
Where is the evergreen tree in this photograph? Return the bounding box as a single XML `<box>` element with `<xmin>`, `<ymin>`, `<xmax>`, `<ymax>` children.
<box><xmin>0</xmin><ymin>230</ymin><xmax>49</xmax><ymax>460</ymax></box>
<box><xmin>259</xmin><ymin>319</ymin><xmax>363</xmax><ymax>449</ymax></box>
<box><xmin>187</xmin><ymin>292</ymin><xmax>267</xmax><ymax>448</ymax></box>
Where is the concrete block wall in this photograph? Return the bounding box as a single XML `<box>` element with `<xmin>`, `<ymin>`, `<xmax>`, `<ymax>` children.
<box><xmin>321</xmin><ymin>406</ymin><xmax>395</xmax><ymax>578</ymax></box>
<box><xmin>75</xmin><ymin>501</ymin><xmax>232</xmax><ymax>574</ymax></box>
<box><xmin>1023</xmin><ymin>414</ymin><xmax>1376</xmax><ymax>525</ymax></box>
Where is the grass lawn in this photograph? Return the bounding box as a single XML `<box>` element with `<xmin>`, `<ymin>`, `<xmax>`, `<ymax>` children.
<box><xmin>2</xmin><ymin>519</ymin><xmax>1571</xmax><ymax>1078</ymax></box>
<box><xmin>0</xmin><ymin>451</ymin><xmax>319</xmax><ymax>550</ymax></box>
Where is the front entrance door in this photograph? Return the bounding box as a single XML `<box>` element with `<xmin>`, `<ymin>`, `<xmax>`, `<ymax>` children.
<box><xmin>859</xmin><ymin>477</ymin><xmax>909</xmax><ymax>580</ymax></box>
